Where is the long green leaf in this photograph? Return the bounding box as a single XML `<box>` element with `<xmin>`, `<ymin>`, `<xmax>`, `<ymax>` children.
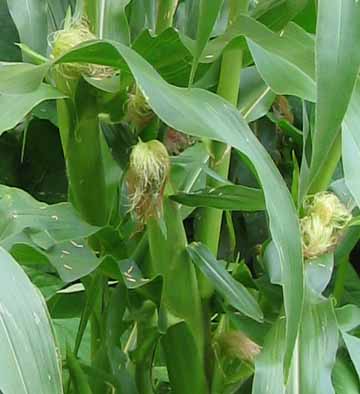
<box><xmin>99</xmin><ymin>0</ymin><xmax>131</xmax><ymax>44</ymax></box>
<box><xmin>343</xmin><ymin>78</ymin><xmax>360</xmax><ymax>208</ymax></box>
<box><xmin>292</xmin><ymin>293</ymin><xmax>338</xmax><ymax>394</ymax></box>
<box><xmin>6</xmin><ymin>0</ymin><xmax>48</xmax><ymax>56</ymax></box>
<box><xmin>254</xmin><ymin>255</ymin><xmax>338</xmax><ymax>394</ymax></box>
<box><xmin>0</xmin><ymin>247</ymin><xmax>63</xmax><ymax>394</ymax></box>
<box><xmin>171</xmin><ymin>184</ymin><xmax>265</xmax><ymax>211</ymax></box>
<box><xmin>56</xmin><ymin>37</ymin><xmax>303</xmax><ymax>375</ymax></box>
<box><xmin>190</xmin><ymin>0</ymin><xmax>223</xmax><ymax>84</ymax></box>
<box><xmin>252</xmin><ymin>317</ymin><xmax>286</xmax><ymax>394</ymax></box>
<box><xmin>187</xmin><ymin>242</ymin><xmax>263</xmax><ymax>322</ymax></box>
<box><xmin>308</xmin><ymin>0</ymin><xmax>360</xmax><ymax>190</ymax></box>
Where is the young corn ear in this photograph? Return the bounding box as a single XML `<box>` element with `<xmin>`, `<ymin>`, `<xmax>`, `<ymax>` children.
<box><xmin>127</xmin><ymin>140</ymin><xmax>170</xmax><ymax>223</ymax></box>
<box><xmin>216</xmin><ymin>330</ymin><xmax>261</xmax><ymax>363</ymax></box>
<box><xmin>126</xmin><ymin>86</ymin><xmax>154</xmax><ymax>130</ymax></box>
<box><xmin>301</xmin><ymin>192</ymin><xmax>352</xmax><ymax>260</ymax></box>
<box><xmin>49</xmin><ymin>18</ymin><xmax>113</xmax><ymax>80</ymax></box>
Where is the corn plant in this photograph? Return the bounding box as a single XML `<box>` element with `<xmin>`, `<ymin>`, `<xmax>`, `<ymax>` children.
<box><xmin>0</xmin><ymin>0</ymin><xmax>360</xmax><ymax>393</ymax></box>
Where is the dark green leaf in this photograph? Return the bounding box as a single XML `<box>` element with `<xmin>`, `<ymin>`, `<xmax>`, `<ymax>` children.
<box><xmin>0</xmin><ymin>1</ymin><xmax>21</xmax><ymax>61</ymax></box>
<box><xmin>66</xmin><ymin>347</ymin><xmax>92</xmax><ymax>394</ymax></box>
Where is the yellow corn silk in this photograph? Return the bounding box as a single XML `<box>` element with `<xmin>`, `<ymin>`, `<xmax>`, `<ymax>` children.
<box><xmin>127</xmin><ymin>140</ymin><xmax>170</xmax><ymax>223</ymax></box>
<box><xmin>301</xmin><ymin>192</ymin><xmax>352</xmax><ymax>259</ymax></box>
<box><xmin>125</xmin><ymin>86</ymin><xmax>154</xmax><ymax>130</ymax></box>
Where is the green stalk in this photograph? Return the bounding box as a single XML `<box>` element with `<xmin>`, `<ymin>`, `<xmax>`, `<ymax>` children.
<box><xmin>134</xmin><ymin>323</ymin><xmax>157</xmax><ymax>394</ymax></box>
<box><xmin>56</xmin><ymin>77</ymin><xmax>108</xmax><ymax>226</ymax></box>
<box><xmin>147</xmin><ymin>197</ymin><xmax>208</xmax><ymax>394</ymax></box>
<box><xmin>196</xmin><ymin>43</ymin><xmax>243</xmax><ymax>257</ymax></box>
<box><xmin>308</xmin><ymin>132</ymin><xmax>341</xmax><ymax>194</ymax></box>
<box><xmin>156</xmin><ymin>0</ymin><xmax>178</xmax><ymax>34</ymax></box>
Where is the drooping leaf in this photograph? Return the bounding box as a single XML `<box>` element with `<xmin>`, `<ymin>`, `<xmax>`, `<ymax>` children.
<box><xmin>0</xmin><ymin>63</ymin><xmax>50</xmax><ymax>95</ymax></box>
<box><xmin>247</xmin><ymin>23</ymin><xmax>315</xmax><ymax>101</ymax></box>
<box><xmin>0</xmin><ymin>247</ymin><xmax>63</xmax><ymax>394</ymax></box>
<box><xmin>0</xmin><ymin>185</ymin><xmax>102</xmax><ymax>282</ymax></box>
<box><xmin>0</xmin><ymin>84</ymin><xmax>64</xmax><ymax>135</ymax></box>
<box><xmin>187</xmin><ymin>242</ymin><xmax>263</xmax><ymax>322</ymax></box>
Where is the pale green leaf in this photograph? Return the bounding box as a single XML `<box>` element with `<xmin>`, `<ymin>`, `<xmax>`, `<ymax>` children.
<box><xmin>6</xmin><ymin>0</ymin><xmax>48</xmax><ymax>56</ymax></box>
<box><xmin>309</xmin><ymin>0</ymin><xmax>360</xmax><ymax>190</ymax></box>
<box><xmin>342</xmin><ymin>333</ymin><xmax>360</xmax><ymax>381</ymax></box>
<box><xmin>0</xmin><ymin>247</ymin><xmax>63</xmax><ymax>394</ymax></box>
<box><xmin>0</xmin><ymin>83</ymin><xmax>65</xmax><ymax>135</ymax></box>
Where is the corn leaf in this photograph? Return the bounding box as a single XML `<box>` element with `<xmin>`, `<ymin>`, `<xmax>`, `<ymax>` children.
<box><xmin>0</xmin><ymin>247</ymin><xmax>63</xmax><ymax>394</ymax></box>
<box><xmin>6</xmin><ymin>0</ymin><xmax>48</xmax><ymax>56</ymax></box>
<box><xmin>308</xmin><ymin>0</ymin><xmax>360</xmax><ymax>191</ymax></box>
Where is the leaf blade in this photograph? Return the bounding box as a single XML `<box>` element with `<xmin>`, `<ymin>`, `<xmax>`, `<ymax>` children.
<box><xmin>187</xmin><ymin>242</ymin><xmax>263</xmax><ymax>322</ymax></box>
